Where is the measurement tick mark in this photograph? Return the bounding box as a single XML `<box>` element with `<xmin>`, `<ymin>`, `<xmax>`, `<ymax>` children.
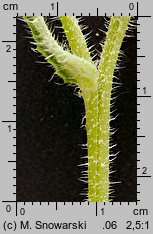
<box><xmin>137</xmin><ymin>95</ymin><xmax>151</xmax><ymax>98</ymax></box>
<box><xmin>2</xmin><ymin>120</ymin><xmax>16</xmax><ymax>123</ymax></box>
<box><xmin>2</xmin><ymin>40</ymin><xmax>16</xmax><ymax>43</ymax></box>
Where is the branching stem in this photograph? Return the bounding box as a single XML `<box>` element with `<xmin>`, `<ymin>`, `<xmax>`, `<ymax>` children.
<box><xmin>24</xmin><ymin>16</ymin><xmax>131</xmax><ymax>202</ymax></box>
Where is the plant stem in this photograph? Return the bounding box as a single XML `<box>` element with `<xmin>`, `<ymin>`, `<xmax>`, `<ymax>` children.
<box><xmin>59</xmin><ymin>16</ymin><xmax>93</xmax><ymax>63</ymax></box>
<box><xmin>23</xmin><ymin>16</ymin><xmax>131</xmax><ymax>202</ymax></box>
<box><xmin>87</xmin><ymin>16</ymin><xmax>131</xmax><ymax>201</ymax></box>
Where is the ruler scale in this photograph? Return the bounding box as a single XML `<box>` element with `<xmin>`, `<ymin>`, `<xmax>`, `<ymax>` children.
<box><xmin>0</xmin><ymin>0</ymin><xmax>152</xmax><ymax>233</ymax></box>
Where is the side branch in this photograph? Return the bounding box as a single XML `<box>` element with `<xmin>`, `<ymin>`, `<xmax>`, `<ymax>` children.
<box><xmin>23</xmin><ymin>16</ymin><xmax>97</xmax><ymax>90</ymax></box>
<box><xmin>59</xmin><ymin>16</ymin><xmax>93</xmax><ymax>63</ymax></box>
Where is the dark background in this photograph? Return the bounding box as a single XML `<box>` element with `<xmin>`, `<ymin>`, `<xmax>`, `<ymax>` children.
<box><xmin>16</xmin><ymin>17</ymin><xmax>137</xmax><ymax>202</ymax></box>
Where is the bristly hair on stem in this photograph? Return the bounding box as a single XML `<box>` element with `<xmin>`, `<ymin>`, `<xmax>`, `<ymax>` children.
<box><xmin>23</xmin><ymin>16</ymin><xmax>131</xmax><ymax>202</ymax></box>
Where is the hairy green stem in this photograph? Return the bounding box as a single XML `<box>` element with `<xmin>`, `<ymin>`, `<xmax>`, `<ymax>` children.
<box><xmin>88</xmin><ymin>16</ymin><xmax>131</xmax><ymax>201</ymax></box>
<box><xmin>24</xmin><ymin>16</ymin><xmax>130</xmax><ymax>202</ymax></box>
<box><xmin>59</xmin><ymin>16</ymin><xmax>93</xmax><ymax>63</ymax></box>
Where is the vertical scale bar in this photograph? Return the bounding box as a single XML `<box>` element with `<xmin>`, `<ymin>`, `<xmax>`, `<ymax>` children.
<box><xmin>13</xmin><ymin>14</ymin><xmax>17</xmax><ymax>202</ymax></box>
<box><xmin>13</xmin><ymin>13</ymin><xmax>18</xmax><ymax>198</ymax></box>
<box><xmin>136</xmin><ymin>2</ymin><xmax>140</xmax><ymax>202</ymax></box>
<box><xmin>136</xmin><ymin>18</ymin><xmax>138</xmax><ymax>201</ymax></box>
